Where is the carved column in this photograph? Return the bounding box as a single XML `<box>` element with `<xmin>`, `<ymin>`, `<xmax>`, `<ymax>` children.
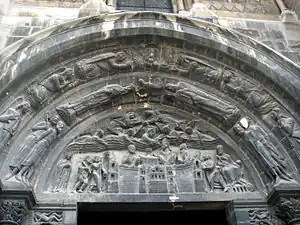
<box><xmin>0</xmin><ymin>200</ymin><xmax>28</xmax><ymax>225</ymax></box>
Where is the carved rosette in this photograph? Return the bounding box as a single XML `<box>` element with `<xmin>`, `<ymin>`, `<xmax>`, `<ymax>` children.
<box><xmin>0</xmin><ymin>200</ymin><xmax>28</xmax><ymax>225</ymax></box>
<box><xmin>276</xmin><ymin>197</ymin><xmax>300</xmax><ymax>225</ymax></box>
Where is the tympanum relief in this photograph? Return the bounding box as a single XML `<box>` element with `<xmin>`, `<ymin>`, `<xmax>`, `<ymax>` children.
<box><xmin>49</xmin><ymin>109</ymin><xmax>254</xmax><ymax>194</ymax></box>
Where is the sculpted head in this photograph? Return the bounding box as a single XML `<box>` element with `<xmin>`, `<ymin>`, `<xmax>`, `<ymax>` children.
<box><xmin>128</xmin><ymin>144</ymin><xmax>136</xmax><ymax>154</ymax></box>
<box><xmin>95</xmin><ymin>129</ymin><xmax>105</xmax><ymax>138</ymax></box>
<box><xmin>216</xmin><ymin>145</ymin><xmax>224</xmax><ymax>154</ymax></box>
<box><xmin>270</xmin><ymin>107</ymin><xmax>281</xmax><ymax>121</ymax></box>
<box><xmin>179</xmin><ymin>143</ymin><xmax>187</xmax><ymax>151</ymax></box>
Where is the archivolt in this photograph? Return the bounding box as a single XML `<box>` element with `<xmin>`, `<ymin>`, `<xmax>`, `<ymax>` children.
<box><xmin>0</xmin><ymin>12</ymin><xmax>300</xmax><ymax>200</ymax></box>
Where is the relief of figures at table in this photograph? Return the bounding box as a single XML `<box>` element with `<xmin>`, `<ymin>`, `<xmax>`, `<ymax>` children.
<box><xmin>50</xmin><ymin>110</ymin><xmax>254</xmax><ymax>193</ymax></box>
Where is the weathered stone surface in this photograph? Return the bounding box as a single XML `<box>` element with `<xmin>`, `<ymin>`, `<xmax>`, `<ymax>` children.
<box><xmin>0</xmin><ymin>10</ymin><xmax>300</xmax><ymax>224</ymax></box>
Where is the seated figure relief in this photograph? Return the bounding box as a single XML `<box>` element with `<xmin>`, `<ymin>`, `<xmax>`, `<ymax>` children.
<box><xmin>54</xmin><ymin>109</ymin><xmax>254</xmax><ymax>194</ymax></box>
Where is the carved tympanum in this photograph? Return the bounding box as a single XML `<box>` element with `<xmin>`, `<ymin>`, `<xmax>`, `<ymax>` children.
<box><xmin>5</xmin><ymin>115</ymin><xmax>64</xmax><ymax>186</ymax></box>
<box><xmin>33</xmin><ymin>211</ymin><xmax>63</xmax><ymax>224</ymax></box>
<box><xmin>51</xmin><ymin>109</ymin><xmax>254</xmax><ymax>194</ymax></box>
<box><xmin>0</xmin><ymin>200</ymin><xmax>28</xmax><ymax>225</ymax></box>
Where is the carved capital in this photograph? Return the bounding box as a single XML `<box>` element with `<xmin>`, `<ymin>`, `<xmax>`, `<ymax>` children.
<box><xmin>276</xmin><ymin>197</ymin><xmax>300</xmax><ymax>225</ymax></box>
<box><xmin>0</xmin><ymin>200</ymin><xmax>28</xmax><ymax>225</ymax></box>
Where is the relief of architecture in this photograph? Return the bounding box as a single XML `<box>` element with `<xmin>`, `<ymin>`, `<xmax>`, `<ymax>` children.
<box><xmin>48</xmin><ymin>109</ymin><xmax>254</xmax><ymax>194</ymax></box>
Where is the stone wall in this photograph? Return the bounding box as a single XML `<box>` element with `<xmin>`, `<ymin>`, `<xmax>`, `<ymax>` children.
<box><xmin>0</xmin><ymin>0</ymin><xmax>299</xmax><ymax>66</ymax></box>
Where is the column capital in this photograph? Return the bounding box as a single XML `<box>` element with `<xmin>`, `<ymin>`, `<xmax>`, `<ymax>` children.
<box><xmin>0</xmin><ymin>200</ymin><xmax>28</xmax><ymax>225</ymax></box>
<box><xmin>267</xmin><ymin>182</ymin><xmax>300</xmax><ymax>225</ymax></box>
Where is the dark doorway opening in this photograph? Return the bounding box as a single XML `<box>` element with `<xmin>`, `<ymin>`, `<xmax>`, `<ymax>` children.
<box><xmin>77</xmin><ymin>202</ymin><xmax>229</xmax><ymax>225</ymax></box>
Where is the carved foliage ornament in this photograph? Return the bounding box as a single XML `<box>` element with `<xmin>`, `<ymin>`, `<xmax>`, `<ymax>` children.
<box><xmin>0</xmin><ymin>200</ymin><xmax>28</xmax><ymax>225</ymax></box>
<box><xmin>276</xmin><ymin>197</ymin><xmax>300</xmax><ymax>224</ymax></box>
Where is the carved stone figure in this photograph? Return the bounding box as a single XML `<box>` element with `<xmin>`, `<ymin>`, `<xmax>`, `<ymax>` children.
<box><xmin>233</xmin><ymin>119</ymin><xmax>294</xmax><ymax>183</ymax></box>
<box><xmin>74</xmin><ymin>156</ymin><xmax>106</xmax><ymax>193</ymax></box>
<box><xmin>0</xmin><ymin>200</ymin><xmax>28</xmax><ymax>225</ymax></box>
<box><xmin>74</xmin><ymin>51</ymin><xmax>134</xmax><ymax>82</ymax></box>
<box><xmin>6</xmin><ymin>115</ymin><xmax>64</xmax><ymax>186</ymax></box>
<box><xmin>136</xmin><ymin>78</ymin><xmax>165</xmax><ymax>100</ymax></box>
<box><xmin>271</xmin><ymin>108</ymin><xmax>300</xmax><ymax>158</ymax></box>
<box><xmin>164</xmin><ymin>81</ymin><xmax>240</xmax><ymax>124</ymax></box>
<box><xmin>0</xmin><ymin>99</ymin><xmax>30</xmax><ymax>151</ymax></box>
<box><xmin>52</xmin><ymin>152</ymin><xmax>73</xmax><ymax>193</ymax></box>
<box><xmin>121</xmin><ymin>144</ymin><xmax>141</xmax><ymax>167</ymax></box>
<box><xmin>33</xmin><ymin>211</ymin><xmax>63</xmax><ymax>223</ymax></box>
<box><xmin>220</xmin><ymin>72</ymin><xmax>277</xmax><ymax>116</ymax></box>
<box><xmin>27</xmin><ymin>68</ymin><xmax>73</xmax><ymax>108</ymax></box>
<box><xmin>202</xmin><ymin>145</ymin><xmax>253</xmax><ymax>192</ymax></box>
<box><xmin>56</xmin><ymin>84</ymin><xmax>134</xmax><ymax>125</ymax></box>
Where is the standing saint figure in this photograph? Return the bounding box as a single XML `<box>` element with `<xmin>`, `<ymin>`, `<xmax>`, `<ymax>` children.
<box><xmin>233</xmin><ymin>119</ymin><xmax>293</xmax><ymax>183</ymax></box>
<box><xmin>52</xmin><ymin>152</ymin><xmax>73</xmax><ymax>193</ymax></box>
<box><xmin>6</xmin><ymin>115</ymin><xmax>64</xmax><ymax>186</ymax></box>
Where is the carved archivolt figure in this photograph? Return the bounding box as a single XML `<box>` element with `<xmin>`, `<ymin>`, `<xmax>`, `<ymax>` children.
<box><xmin>220</xmin><ymin>72</ymin><xmax>277</xmax><ymax>116</ymax></box>
<box><xmin>234</xmin><ymin>119</ymin><xmax>294</xmax><ymax>183</ymax></box>
<box><xmin>6</xmin><ymin>115</ymin><xmax>64</xmax><ymax>186</ymax></box>
<box><xmin>74</xmin><ymin>51</ymin><xmax>134</xmax><ymax>82</ymax></box>
<box><xmin>56</xmin><ymin>83</ymin><xmax>134</xmax><ymax>125</ymax></box>
<box><xmin>27</xmin><ymin>68</ymin><xmax>73</xmax><ymax>108</ymax></box>
<box><xmin>52</xmin><ymin>152</ymin><xmax>73</xmax><ymax>193</ymax></box>
<box><xmin>0</xmin><ymin>100</ymin><xmax>30</xmax><ymax>151</ymax></box>
<box><xmin>164</xmin><ymin>81</ymin><xmax>240</xmax><ymax>123</ymax></box>
<box><xmin>271</xmin><ymin>107</ymin><xmax>300</xmax><ymax>155</ymax></box>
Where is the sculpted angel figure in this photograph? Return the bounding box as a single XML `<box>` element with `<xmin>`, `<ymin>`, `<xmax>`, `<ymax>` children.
<box><xmin>56</xmin><ymin>83</ymin><xmax>134</xmax><ymax>125</ymax></box>
<box><xmin>164</xmin><ymin>81</ymin><xmax>240</xmax><ymax>123</ymax></box>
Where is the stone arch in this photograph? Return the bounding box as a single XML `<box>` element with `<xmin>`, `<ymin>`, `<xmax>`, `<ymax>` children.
<box><xmin>1</xmin><ymin>11</ymin><xmax>300</xmax><ymax>225</ymax></box>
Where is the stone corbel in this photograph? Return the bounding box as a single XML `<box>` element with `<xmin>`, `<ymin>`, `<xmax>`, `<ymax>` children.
<box><xmin>0</xmin><ymin>200</ymin><xmax>28</xmax><ymax>225</ymax></box>
<box><xmin>267</xmin><ymin>183</ymin><xmax>300</xmax><ymax>225</ymax></box>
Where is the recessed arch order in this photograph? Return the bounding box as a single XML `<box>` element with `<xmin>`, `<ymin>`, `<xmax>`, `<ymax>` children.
<box><xmin>1</xmin><ymin>11</ymin><xmax>300</xmax><ymax>206</ymax></box>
